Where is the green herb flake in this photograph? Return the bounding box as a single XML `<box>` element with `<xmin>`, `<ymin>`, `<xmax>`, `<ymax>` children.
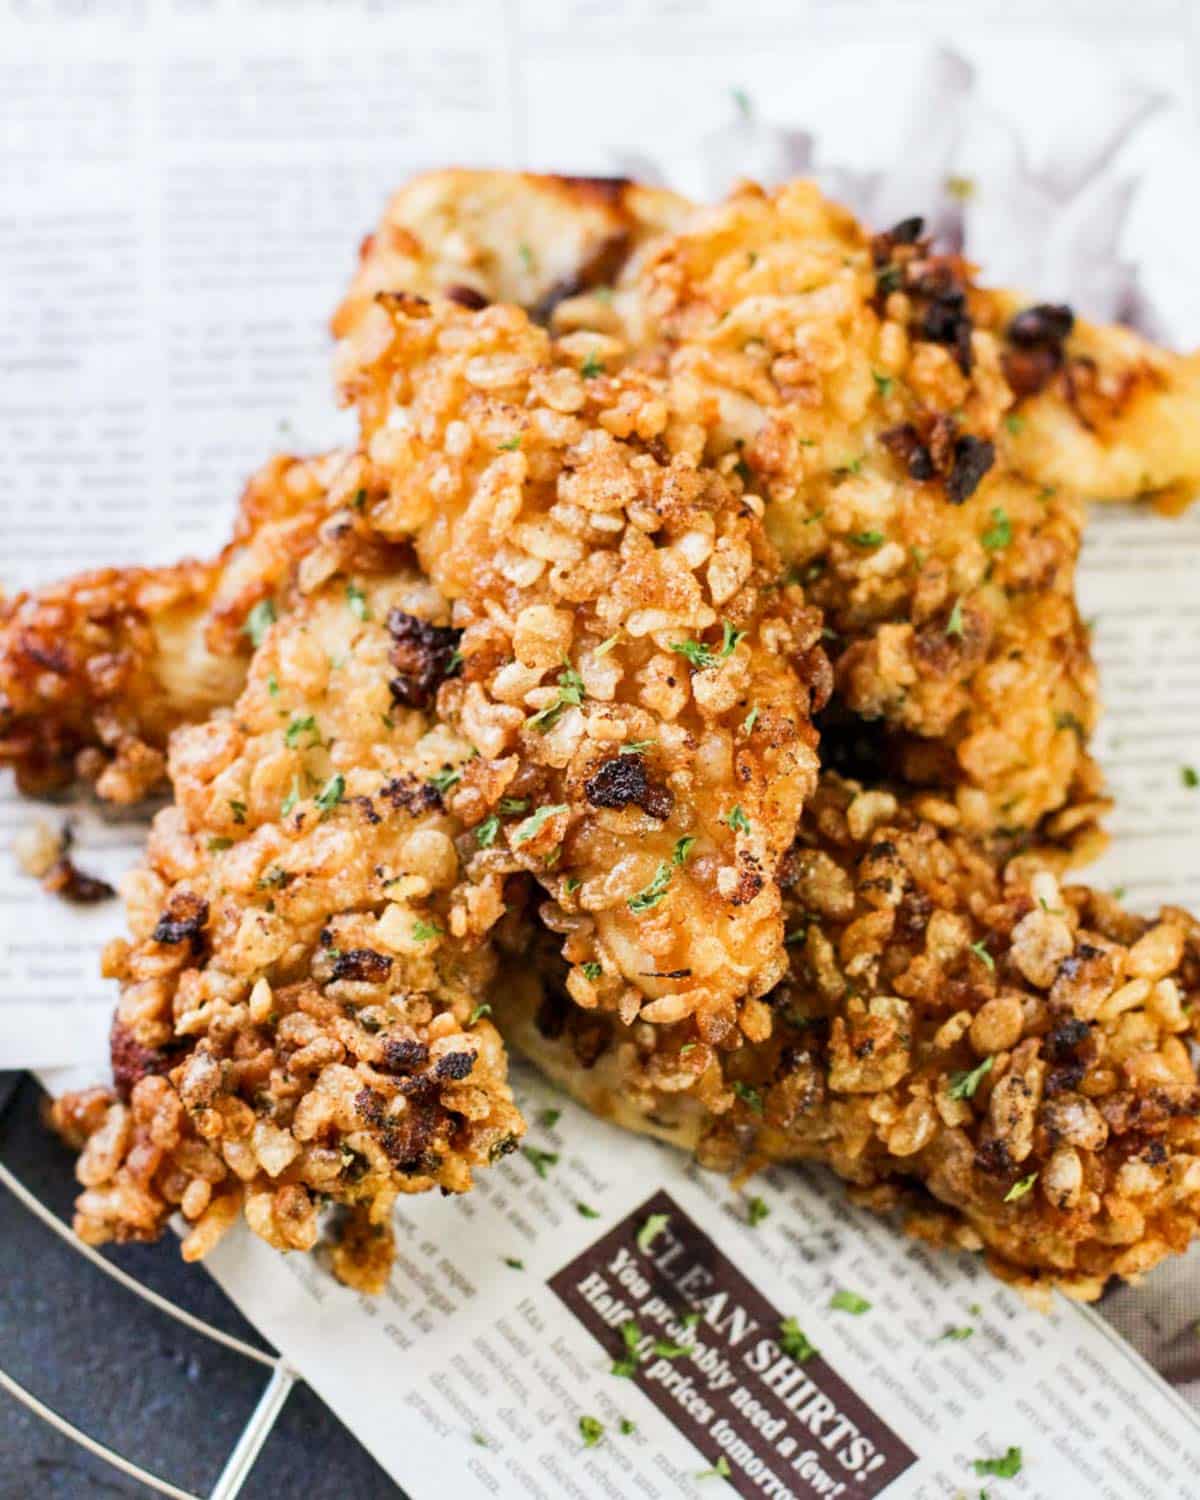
<box><xmin>948</xmin><ymin>1055</ymin><xmax>994</xmax><ymax>1101</ymax></box>
<box><xmin>285</xmin><ymin>714</ymin><xmax>320</xmax><ymax>749</ymax></box>
<box><xmin>245</xmin><ymin>599</ymin><xmax>276</xmax><ymax>648</ymax></box>
<box><xmin>522</xmin><ymin>1145</ymin><xmax>559</xmax><ymax>1179</ymax></box>
<box><xmin>352</xmin><ymin>487</ymin><xmax>367</xmax><ymax>512</ymax></box>
<box><xmin>504</xmin><ymin>1257</ymin><xmax>524</xmax><ymax>1270</ymax></box>
<box><xmin>779</xmin><ymin>1317</ymin><xmax>817</xmax><ymax>1362</ymax></box>
<box><xmin>653</xmin><ymin>1338</ymin><xmax>692</xmax><ymax>1359</ymax></box>
<box><xmin>1004</xmin><ymin>413</ymin><xmax>1025</xmax><ymax>435</ymax></box>
<box><xmin>267</xmin><ymin>675</ymin><xmax>280</xmax><ymax>697</ymax></box>
<box><xmin>670</xmin><ymin>621</ymin><xmax>745</xmax><ymax>672</ymax></box>
<box><xmin>315</xmin><ymin>774</ymin><xmax>345</xmax><ymax>816</ymax></box>
<box><xmin>228</xmin><ymin>799</ymin><xmax>247</xmax><ymax>825</ymax></box>
<box><xmin>468</xmin><ymin>1003</ymin><xmax>492</xmax><ymax>1025</ymax></box>
<box><xmin>475</xmin><ymin>814</ymin><xmax>500</xmax><ymax>848</ymax></box>
<box><xmin>580</xmin><ymin>353</ymin><xmax>604</xmax><ymax>379</ymax></box>
<box><xmin>620</xmin><ymin>740</ymin><xmax>655</xmax><ymax>754</ymax></box>
<box><xmin>724</xmin><ymin>805</ymin><xmax>751</xmax><ymax>834</ymax></box>
<box><xmin>974</xmin><ymin>1447</ymin><xmax>1022</xmax><ymax>1479</ymax></box>
<box><xmin>938</xmin><ymin>1325</ymin><xmax>975</xmax><ymax>1342</ymax></box>
<box><xmin>345</xmin><ymin>582</ymin><xmax>369</xmax><ymax>620</ymax></box>
<box><xmin>411</xmin><ymin>919</ymin><xmax>442</xmax><ymax>943</ymax></box>
<box><xmin>594</xmin><ymin>632</ymin><xmax>621</xmax><ymax>657</ymax></box>
<box><xmin>539</xmin><ymin>1108</ymin><xmax>561</xmax><ymax>1129</ymax></box>
<box><xmin>946</xmin><ymin>598</ymin><xmax>965</xmax><ymax>639</ymax></box>
<box><xmin>742</xmin><ymin>706</ymin><xmax>759</xmax><ymax>734</ymax></box>
<box><xmin>872</xmin><ymin>371</ymin><xmax>894</xmax><ymax>399</ymax></box>
<box><xmin>628</xmin><ymin>861</ymin><xmax>673</xmax><ymax>913</ymax></box>
<box><xmin>1004</xmin><ymin>1173</ymin><xmax>1038</xmax><ymax>1203</ymax></box>
<box><xmin>636</xmin><ymin>1212</ymin><xmax>669</xmax><ymax>1253</ymax></box>
<box><xmin>518</xmin><ymin>242</ymin><xmax>535</xmax><ymax>272</ymax></box>
<box><xmin>830</xmin><ymin>1289</ymin><xmax>871</xmax><ymax>1315</ymax></box>
<box><xmin>1183</xmin><ymin>766</ymin><xmax>1199</xmax><ymax>789</ymax></box>
<box><xmin>578</xmin><ymin>1415</ymin><xmax>604</xmax><ymax>1448</ymax></box>
<box><xmin>673</xmin><ymin>836</ymin><xmax>696</xmax><ymax>865</ymax></box>
<box><xmin>513</xmin><ymin>803</ymin><xmax>569</xmax><ymax>846</ymax></box>
<box><xmin>619</xmin><ymin>1418</ymin><xmax>635</xmax><ymax>1435</ymax></box>
<box><xmin>732</xmin><ymin>1081</ymin><xmax>763</xmax><ymax>1114</ymax></box>
<box><xmin>969</xmin><ymin>939</ymin><xmax>995</xmax><ymax>971</ymax></box>
<box><xmin>280</xmin><ymin>778</ymin><xmax>301</xmax><ymax>818</ymax></box>
<box><xmin>698</xmin><ymin>1456</ymin><xmax>732</xmax><ymax>1481</ymax></box>
<box><xmin>576</xmin><ymin>1202</ymin><xmax>601</xmax><ymax>1219</ymax></box>
<box><xmin>207</xmin><ymin>836</ymin><xmax>233</xmax><ymax>852</ymax></box>
<box><xmin>499</xmin><ymin>797</ymin><xmax>528</xmax><ymax>815</ymax></box>
<box><xmin>498</xmin><ymin>435</ymin><xmax>521</xmax><ymax>451</ymax></box>
<box><xmin>746</xmin><ymin>1196</ymin><xmax>770</xmax><ymax>1228</ymax></box>
<box><xmin>527</xmin><ymin>666</ymin><xmax>585</xmax><ymax>731</ymax></box>
<box><xmin>981</xmin><ymin>507</ymin><xmax>1012</xmax><ymax>550</ymax></box>
<box><xmin>581</xmin><ymin>962</ymin><xmax>603</xmax><ymax>981</ymax></box>
<box><xmin>429</xmin><ymin>765</ymin><xmax>463</xmax><ymax>796</ymax></box>
<box><xmin>851</xmin><ymin>530</ymin><xmax>885</xmax><ymax>547</ymax></box>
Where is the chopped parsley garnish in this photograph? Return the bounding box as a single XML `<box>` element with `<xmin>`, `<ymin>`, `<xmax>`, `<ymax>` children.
<box><xmin>636</xmin><ymin>1212</ymin><xmax>669</xmax><ymax>1253</ymax></box>
<box><xmin>969</xmin><ymin>939</ymin><xmax>995</xmax><ymax>970</ymax></box>
<box><xmin>345</xmin><ymin>581</ymin><xmax>368</xmax><ymax>620</ymax></box>
<box><xmin>669</xmin><ymin>620</ymin><xmax>745</xmax><ymax>671</ymax></box>
<box><xmin>1004</xmin><ymin>1173</ymin><xmax>1038</xmax><ymax>1203</ymax></box>
<box><xmin>564</xmin><ymin>876</ymin><xmax>581</xmax><ymax>894</ymax></box>
<box><xmin>498</xmin><ymin>435</ymin><xmax>521</xmax><ymax>451</ymax></box>
<box><xmin>228</xmin><ymin>799</ymin><xmax>247</xmax><ymax>824</ymax></box>
<box><xmin>540</xmin><ymin>1108</ymin><xmax>561</xmax><ymax>1129</ymax></box>
<box><xmin>522</xmin><ymin>1145</ymin><xmax>559</xmax><ymax>1179</ymax></box>
<box><xmin>504</xmin><ymin>1257</ymin><xmax>524</xmax><ymax>1270</ymax></box>
<box><xmin>620</xmin><ymin>740</ymin><xmax>655</xmax><ymax>754</ymax></box>
<box><xmin>472</xmin><ymin>1432</ymin><xmax>490</xmax><ymax>1448</ymax></box>
<box><xmin>872</xmin><ymin>371</ymin><xmax>894</xmax><ymax>398</ymax></box>
<box><xmin>746</xmin><ymin>1196</ymin><xmax>770</xmax><ymax>1228</ymax></box>
<box><xmin>245</xmin><ymin>599</ymin><xmax>276</xmax><ymax>647</ymax></box>
<box><xmin>518</xmin><ymin>242</ymin><xmax>535</xmax><ymax>271</ymax></box>
<box><xmin>653</xmin><ymin>1338</ymin><xmax>692</xmax><ymax>1359</ymax></box>
<box><xmin>285</xmin><ymin>714</ymin><xmax>320</xmax><ymax>749</ymax></box>
<box><xmin>468</xmin><ymin>1003</ymin><xmax>492</xmax><ymax>1025</ymax></box>
<box><xmin>580</xmin><ymin>353</ymin><xmax>604</xmax><ymax>379</ymax></box>
<box><xmin>938</xmin><ymin>1324</ymin><xmax>975</xmax><ymax>1342</ymax></box>
<box><xmin>267</xmin><ymin>674</ymin><xmax>279</xmax><ymax>697</ymax></box>
<box><xmin>594</xmin><ymin>631</ymin><xmax>621</xmax><ymax>657</ymax></box>
<box><xmin>474</xmin><ymin>814</ymin><xmax>500</xmax><ymax>848</ymax></box>
<box><xmin>830</xmin><ymin>1289</ymin><xmax>871</xmax><ymax>1315</ymax></box>
<box><xmin>949</xmin><ymin>1056</ymin><xmax>994</xmax><ymax>1100</ymax></box>
<box><xmin>1003</xmin><ymin>413</ymin><xmax>1025</xmax><ymax>435</ymax></box>
<box><xmin>581</xmin><ymin>962</ymin><xmax>603</xmax><ymax>981</ymax></box>
<box><xmin>256</xmin><ymin>866</ymin><xmax>292</xmax><ymax>891</ymax></box>
<box><xmin>527</xmin><ymin>666</ymin><xmax>585</xmax><ymax>731</ymax></box>
<box><xmin>946</xmin><ymin>598</ymin><xmax>965</xmax><ymax>639</ymax></box>
<box><xmin>499</xmin><ymin>797</ymin><xmax>528</xmax><ymax>814</ymax></box>
<box><xmin>512</xmin><ymin>803</ymin><xmax>568</xmax><ymax>845</ymax></box>
<box><xmin>724</xmin><ymin>805</ymin><xmax>751</xmax><ymax>834</ymax></box>
<box><xmin>779</xmin><ymin>1318</ymin><xmax>817</xmax><ymax>1362</ymax></box>
<box><xmin>411</xmin><ymin>919</ymin><xmax>442</xmax><ymax>942</ymax></box>
<box><xmin>851</xmin><ymin>530</ymin><xmax>884</xmax><ymax>547</ymax></box>
<box><xmin>576</xmin><ymin>1202</ymin><xmax>600</xmax><ymax>1219</ymax></box>
<box><xmin>352</xmin><ymin>487</ymin><xmax>367</xmax><ymax>511</ymax></box>
<box><xmin>732</xmin><ymin>1081</ymin><xmax>763</xmax><ymax>1114</ymax></box>
<box><xmin>578</xmin><ymin>1415</ymin><xmax>604</xmax><ymax>1448</ymax></box>
<box><xmin>974</xmin><ymin>1447</ymin><xmax>1023</xmax><ymax>1479</ymax></box>
<box><xmin>612</xmin><ymin>1319</ymin><xmax>642</xmax><ymax>1377</ymax></box>
<box><xmin>619</xmin><ymin>1418</ymin><xmax>635</xmax><ymax>1435</ymax></box>
<box><xmin>1183</xmin><ymin>766</ymin><xmax>1199</xmax><ymax>789</ymax></box>
<box><xmin>981</xmin><ymin>507</ymin><xmax>1012</xmax><ymax>550</ymax></box>
<box><xmin>742</xmin><ymin>706</ymin><xmax>759</xmax><ymax>734</ymax></box>
<box><xmin>628</xmin><ymin>861</ymin><xmax>673</xmax><ymax>913</ymax></box>
<box><xmin>281</xmin><ymin>778</ymin><xmax>301</xmax><ymax>817</ymax></box>
<box><xmin>207</xmin><ymin>836</ymin><xmax>232</xmax><ymax>852</ymax></box>
<box><xmin>698</xmin><ymin>1456</ymin><xmax>732</xmax><ymax>1480</ymax></box>
<box><xmin>673</xmin><ymin>835</ymin><xmax>696</xmax><ymax>864</ymax></box>
<box><xmin>838</xmin><ymin>456</ymin><xmax>865</xmax><ymax>476</ymax></box>
<box><xmin>428</xmin><ymin>765</ymin><xmax>463</xmax><ymax>796</ymax></box>
<box><xmin>315</xmin><ymin>774</ymin><xmax>344</xmax><ymax>815</ymax></box>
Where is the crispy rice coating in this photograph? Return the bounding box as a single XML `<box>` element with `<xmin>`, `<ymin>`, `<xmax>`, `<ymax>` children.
<box><xmin>557</xmin><ymin>180</ymin><xmax>1106</xmax><ymax>836</ymax></box>
<box><xmin>338</xmin><ymin>294</ymin><xmax>830</xmax><ymax>1042</ymax></box>
<box><xmin>50</xmin><ymin>559</ymin><xmax>525</xmax><ymax>1290</ymax></box>
<box><xmin>0</xmin><ymin>453</ymin><xmax>341</xmax><ymax>802</ymax></box>
<box><xmin>503</xmin><ymin>774</ymin><xmax>1200</xmax><ymax>1301</ymax></box>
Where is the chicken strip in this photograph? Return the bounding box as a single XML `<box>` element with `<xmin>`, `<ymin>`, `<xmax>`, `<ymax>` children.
<box><xmin>338</xmin><ymin>293</ymin><xmax>830</xmax><ymax>1043</ymax></box>
<box><xmin>0</xmin><ymin>453</ymin><xmax>342</xmax><ymax>802</ymax></box>
<box><xmin>502</xmin><ymin>773</ymin><xmax>1200</xmax><ymax>1302</ymax></box>
<box><xmin>50</xmin><ymin>537</ymin><xmax>525</xmax><ymax>1292</ymax></box>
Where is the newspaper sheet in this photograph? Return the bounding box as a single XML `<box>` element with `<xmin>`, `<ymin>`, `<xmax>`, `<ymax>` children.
<box><xmin>3</xmin><ymin>0</ymin><xmax>1200</xmax><ymax>1491</ymax></box>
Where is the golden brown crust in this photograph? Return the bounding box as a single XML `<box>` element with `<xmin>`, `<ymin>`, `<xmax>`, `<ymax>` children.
<box><xmin>503</xmin><ymin>773</ymin><xmax>1200</xmax><ymax>1301</ymax></box>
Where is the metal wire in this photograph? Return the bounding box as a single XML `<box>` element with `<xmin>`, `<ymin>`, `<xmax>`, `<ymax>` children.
<box><xmin>0</xmin><ymin>1153</ymin><xmax>297</xmax><ymax>1498</ymax></box>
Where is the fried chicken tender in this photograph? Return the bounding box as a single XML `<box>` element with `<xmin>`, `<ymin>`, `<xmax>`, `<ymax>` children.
<box><xmin>504</xmin><ymin>773</ymin><xmax>1200</xmax><ymax>1301</ymax></box>
<box><xmin>0</xmin><ymin>453</ymin><xmax>342</xmax><ymax>802</ymax></box>
<box><xmin>50</xmin><ymin>545</ymin><xmax>525</xmax><ymax>1290</ymax></box>
<box><xmin>338</xmin><ymin>293</ymin><xmax>830</xmax><ymax>1044</ymax></box>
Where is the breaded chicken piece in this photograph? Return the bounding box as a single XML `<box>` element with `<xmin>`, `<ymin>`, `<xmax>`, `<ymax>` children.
<box><xmin>333</xmin><ymin>168</ymin><xmax>691</xmax><ymax>341</ymax></box>
<box><xmin>556</xmin><ymin>181</ymin><xmax>1108</xmax><ymax>839</ymax></box>
<box><xmin>338</xmin><ymin>294</ymin><xmax>830</xmax><ymax>1045</ymax></box>
<box><xmin>50</xmin><ymin>554</ymin><xmax>525</xmax><ymax>1291</ymax></box>
<box><xmin>503</xmin><ymin>773</ymin><xmax>1200</xmax><ymax>1301</ymax></box>
<box><xmin>0</xmin><ymin>453</ymin><xmax>344</xmax><ymax>802</ymax></box>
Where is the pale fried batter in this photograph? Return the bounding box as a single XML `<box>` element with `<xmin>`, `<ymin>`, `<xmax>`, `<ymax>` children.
<box><xmin>0</xmin><ymin>453</ymin><xmax>342</xmax><ymax>802</ymax></box>
<box><xmin>503</xmin><ymin>773</ymin><xmax>1200</xmax><ymax>1301</ymax></box>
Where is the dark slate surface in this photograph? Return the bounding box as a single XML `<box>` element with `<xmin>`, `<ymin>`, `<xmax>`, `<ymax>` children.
<box><xmin>0</xmin><ymin>1073</ymin><xmax>403</xmax><ymax>1497</ymax></box>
